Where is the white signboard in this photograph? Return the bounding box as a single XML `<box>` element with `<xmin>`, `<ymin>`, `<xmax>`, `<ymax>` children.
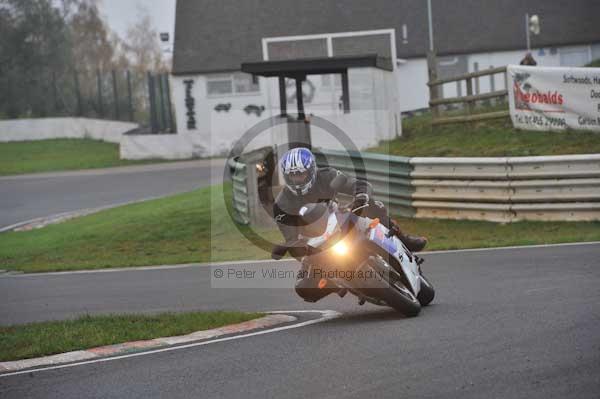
<box><xmin>507</xmin><ymin>65</ymin><xmax>600</xmax><ymax>132</ymax></box>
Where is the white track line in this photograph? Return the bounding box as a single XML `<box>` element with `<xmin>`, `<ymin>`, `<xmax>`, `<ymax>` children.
<box><xmin>0</xmin><ymin>159</ymin><xmax>223</xmax><ymax>182</ymax></box>
<box><xmin>0</xmin><ymin>194</ymin><xmax>182</xmax><ymax>233</ymax></box>
<box><xmin>3</xmin><ymin>241</ymin><xmax>599</xmax><ymax>278</ymax></box>
<box><xmin>0</xmin><ymin>259</ymin><xmax>295</xmax><ymax>277</ymax></box>
<box><xmin>0</xmin><ymin>310</ymin><xmax>341</xmax><ymax>378</ymax></box>
<box><xmin>419</xmin><ymin>240</ymin><xmax>600</xmax><ymax>255</ymax></box>
<box><xmin>0</xmin><ymin>212</ymin><xmax>73</xmax><ymax>233</ymax></box>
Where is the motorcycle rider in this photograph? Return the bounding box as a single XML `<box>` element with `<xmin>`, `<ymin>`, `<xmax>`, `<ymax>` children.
<box><xmin>273</xmin><ymin>147</ymin><xmax>427</xmax><ymax>302</ymax></box>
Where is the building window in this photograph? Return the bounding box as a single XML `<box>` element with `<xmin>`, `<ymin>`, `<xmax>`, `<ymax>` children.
<box><xmin>234</xmin><ymin>73</ymin><xmax>260</xmax><ymax>93</ymax></box>
<box><xmin>207</xmin><ymin>78</ymin><xmax>232</xmax><ymax>95</ymax></box>
<box><xmin>207</xmin><ymin>73</ymin><xmax>259</xmax><ymax>96</ymax></box>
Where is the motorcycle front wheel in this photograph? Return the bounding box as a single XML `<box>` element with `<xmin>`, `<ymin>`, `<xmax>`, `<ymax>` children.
<box><xmin>367</xmin><ymin>256</ymin><xmax>421</xmax><ymax>317</ymax></box>
<box><xmin>417</xmin><ymin>273</ymin><xmax>435</xmax><ymax>306</ymax></box>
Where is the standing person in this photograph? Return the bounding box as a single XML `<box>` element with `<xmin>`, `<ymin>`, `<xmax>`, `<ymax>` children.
<box><xmin>520</xmin><ymin>52</ymin><xmax>537</xmax><ymax>65</ymax></box>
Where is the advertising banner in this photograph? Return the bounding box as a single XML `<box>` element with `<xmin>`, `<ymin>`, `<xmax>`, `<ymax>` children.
<box><xmin>507</xmin><ymin>65</ymin><xmax>600</xmax><ymax>132</ymax></box>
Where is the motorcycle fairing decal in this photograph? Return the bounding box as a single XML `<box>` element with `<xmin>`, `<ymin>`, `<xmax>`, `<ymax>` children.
<box><xmin>396</xmin><ymin>241</ymin><xmax>421</xmax><ymax>294</ymax></box>
<box><xmin>369</xmin><ymin>224</ymin><xmax>398</xmax><ymax>255</ymax></box>
<box><xmin>369</xmin><ymin>226</ymin><xmax>421</xmax><ymax>295</ymax></box>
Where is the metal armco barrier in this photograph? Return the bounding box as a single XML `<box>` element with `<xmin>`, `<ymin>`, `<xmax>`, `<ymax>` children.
<box><xmin>315</xmin><ymin>149</ymin><xmax>600</xmax><ymax>222</ymax></box>
<box><xmin>229</xmin><ymin>146</ymin><xmax>278</xmax><ymax>227</ymax></box>
<box><xmin>228</xmin><ymin>157</ymin><xmax>250</xmax><ymax>225</ymax></box>
<box><xmin>314</xmin><ymin>150</ymin><xmax>414</xmax><ymax>217</ymax></box>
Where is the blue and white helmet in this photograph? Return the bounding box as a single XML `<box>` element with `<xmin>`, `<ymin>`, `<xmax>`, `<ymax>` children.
<box><xmin>279</xmin><ymin>147</ymin><xmax>317</xmax><ymax>196</ymax></box>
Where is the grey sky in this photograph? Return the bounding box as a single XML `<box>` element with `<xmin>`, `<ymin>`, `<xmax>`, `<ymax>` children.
<box><xmin>97</xmin><ymin>0</ymin><xmax>176</xmax><ymax>46</ymax></box>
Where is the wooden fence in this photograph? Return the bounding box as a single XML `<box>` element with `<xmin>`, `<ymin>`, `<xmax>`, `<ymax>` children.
<box><xmin>427</xmin><ymin>59</ymin><xmax>510</xmax><ymax>126</ymax></box>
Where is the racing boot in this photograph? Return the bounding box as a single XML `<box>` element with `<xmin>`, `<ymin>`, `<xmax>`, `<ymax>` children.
<box><xmin>400</xmin><ymin>234</ymin><xmax>428</xmax><ymax>253</ymax></box>
<box><xmin>388</xmin><ymin>220</ymin><xmax>428</xmax><ymax>252</ymax></box>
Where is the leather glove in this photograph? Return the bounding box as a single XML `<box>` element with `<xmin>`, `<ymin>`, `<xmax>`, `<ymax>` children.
<box><xmin>350</xmin><ymin>193</ymin><xmax>370</xmax><ymax>214</ymax></box>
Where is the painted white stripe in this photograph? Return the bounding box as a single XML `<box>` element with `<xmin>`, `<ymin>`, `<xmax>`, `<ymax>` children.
<box><xmin>418</xmin><ymin>240</ymin><xmax>600</xmax><ymax>255</ymax></box>
<box><xmin>0</xmin><ymin>193</ymin><xmax>186</xmax><ymax>233</ymax></box>
<box><xmin>0</xmin><ymin>259</ymin><xmax>297</xmax><ymax>278</ymax></box>
<box><xmin>2</xmin><ymin>241</ymin><xmax>598</xmax><ymax>278</ymax></box>
<box><xmin>0</xmin><ymin>350</ymin><xmax>97</xmax><ymax>372</ymax></box>
<box><xmin>0</xmin><ymin>159</ymin><xmax>224</xmax><ymax>181</ymax></box>
<box><xmin>0</xmin><ymin>213</ymin><xmax>70</xmax><ymax>233</ymax></box>
<box><xmin>154</xmin><ymin>314</ymin><xmax>296</xmax><ymax>345</ymax></box>
<box><xmin>0</xmin><ymin>310</ymin><xmax>341</xmax><ymax>378</ymax></box>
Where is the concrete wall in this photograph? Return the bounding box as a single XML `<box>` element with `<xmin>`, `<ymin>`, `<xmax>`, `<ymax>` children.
<box><xmin>120</xmin><ymin>133</ymin><xmax>196</xmax><ymax>160</ymax></box>
<box><xmin>0</xmin><ymin>118</ymin><xmax>138</xmax><ymax>144</ymax></box>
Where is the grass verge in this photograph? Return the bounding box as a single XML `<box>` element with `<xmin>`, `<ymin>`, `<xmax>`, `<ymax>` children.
<box><xmin>0</xmin><ymin>183</ymin><xmax>280</xmax><ymax>273</ymax></box>
<box><xmin>0</xmin><ymin>311</ymin><xmax>264</xmax><ymax>362</ymax></box>
<box><xmin>369</xmin><ymin>111</ymin><xmax>600</xmax><ymax>157</ymax></box>
<box><xmin>0</xmin><ymin>183</ymin><xmax>599</xmax><ymax>273</ymax></box>
<box><xmin>0</xmin><ymin>138</ymin><xmax>181</xmax><ymax>175</ymax></box>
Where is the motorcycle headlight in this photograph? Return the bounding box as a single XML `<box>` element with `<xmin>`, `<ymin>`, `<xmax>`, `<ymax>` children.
<box><xmin>331</xmin><ymin>240</ymin><xmax>349</xmax><ymax>256</ymax></box>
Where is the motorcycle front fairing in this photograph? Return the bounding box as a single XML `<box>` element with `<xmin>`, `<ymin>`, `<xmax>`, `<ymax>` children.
<box><xmin>303</xmin><ymin>209</ymin><xmax>365</xmax><ymax>269</ymax></box>
<box><xmin>302</xmin><ymin>207</ymin><xmax>421</xmax><ymax>294</ymax></box>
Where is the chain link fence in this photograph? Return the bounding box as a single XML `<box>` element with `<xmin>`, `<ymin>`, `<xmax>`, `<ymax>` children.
<box><xmin>0</xmin><ymin>68</ymin><xmax>175</xmax><ymax>133</ymax></box>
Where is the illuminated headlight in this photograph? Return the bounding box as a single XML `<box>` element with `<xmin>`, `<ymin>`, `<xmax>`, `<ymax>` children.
<box><xmin>331</xmin><ymin>240</ymin><xmax>349</xmax><ymax>256</ymax></box>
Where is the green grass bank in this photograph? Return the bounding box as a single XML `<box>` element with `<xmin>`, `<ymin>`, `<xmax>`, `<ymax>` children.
<box><xmin>369</xmin><ymin>112</ymin><xmax>600</xmax><ymax>157</ymax></box>
<box><xmin>0</xmin><ymin>138</ymin><xmax>179</xmax><ymax>176</ymax></box>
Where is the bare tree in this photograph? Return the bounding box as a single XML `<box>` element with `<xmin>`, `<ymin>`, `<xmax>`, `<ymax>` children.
<box><xmin>109</xmin><ymin>31</ymin><xmax>130</xmax><ymax>70</ymax></box>
<box><xmin>122</xmin><ymin>5</ymin><xmax>168</xmax><ymax>72</ymax></box>
<box><xmin>70</xmin><ymin>0</ymin><xmax>114</xmax><ymax>72</ymax></box>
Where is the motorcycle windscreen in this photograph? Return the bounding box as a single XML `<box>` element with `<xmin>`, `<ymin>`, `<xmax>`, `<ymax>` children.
<box><xmin>306</xmin><ymin>211</ymin><xmax>340</xmax><ymax>248</ymax></box>
<box><xmin>300</xmin><ymin>210</ymin><xmax>331</xmax><ymax>238</ymax></box>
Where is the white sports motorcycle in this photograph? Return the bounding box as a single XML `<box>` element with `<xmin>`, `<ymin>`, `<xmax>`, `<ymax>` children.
<box><xmin>272</xmin><ymin>198</ymin><xmax>435</xmax><ymax>317</ymax></box>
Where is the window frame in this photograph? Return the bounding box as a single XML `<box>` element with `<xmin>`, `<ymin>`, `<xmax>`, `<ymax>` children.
<box><xmin>206</xmin><ymin>72</ymin><xmax>260</xmax><ymax>98</ymax></box>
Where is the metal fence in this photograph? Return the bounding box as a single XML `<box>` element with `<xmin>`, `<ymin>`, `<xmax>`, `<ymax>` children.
<box><xmin>315</xmin><ymin>149</ymin><xmax>600</xmax><ymax>222</ymax></box>
<box><xmin>0</xmin><ymin>68</ymin><xmax>175</xmax><ymax>133</ymax></box>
